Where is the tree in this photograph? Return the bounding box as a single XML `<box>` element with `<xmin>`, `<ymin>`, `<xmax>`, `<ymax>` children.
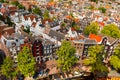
<box><xmin>6</xmin><ymin>16</ymin><xmax>14</xmax><ymax>26</ymax></box>
<box><xmin>84</xmin><ymin>22</ymin><xmax>99</xmax><ymax>35</ymax></box>
<box><xmin>23</xmin><ymin>26</ymin><xmax>30</xmax><ymax>34</ymax></box>
<box><xmin>61</xmin><ymin>22</ymin><xmax>66</xmax><ymax>29</ymax></box>
<box><xmin>101</xmin><ymin>24</ymin><xmax>120</xmax><ymax>38</ymax></box>
<box><xmin>110</xmin><ymin>44</ymin><xmax>120</xmax><ymax>71</ymax></box>
<box><xmin>56</xmin><ymin>40</ymin><xmax>77</xmax><ymax>72</ymax></box>
<box><xmin>83</xmin><ymin>45</ymin><xmax>108</xmax><ymax>74</ymax></box>
<box><xmin>0</xmin><ymin>57</ymin><xmax>17</xmax><ymax>79</ymax></box>
<box><xmin>17</xmin><ymin>46</ymin><xmax>36</xmax><ymax>77</ymax></box>
<box><xmin>10</xmin><ymin>1</ymin><xmax>19</xmax><ymax>6</ymax></box>
<box><xmin>0</xmin><ymin>0</ymin><xmax>4</xmax><ymax>3</ymax></box>
<box><xmin>89</xmin><ymin>0</ymin><xmax>98</xmax><ymax>3</ymax></box>
<box><xmin>32</xmin><ymin>7</ymin><xmax>42</xmax><ymax>16</ymax></box>
<box><xmin>43</xmin><ymin>10</ymin><xmax>50</xmax><ymax>20</ymax></box>
<box><xmin>18</xmin><ymin>4</ymin><xmax>25</xmax><ymax>10</ymax></box>
<box><xmin>98</xmin><ymin>7</ymin><xmax>106</xmax><ymax>13</ymax></box>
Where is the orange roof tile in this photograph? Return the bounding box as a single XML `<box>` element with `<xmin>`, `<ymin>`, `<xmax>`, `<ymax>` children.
<box><xmin>0</xmin><ymin>8</ymin><xmax>7</xmax><ymax>13</ymax></box>
<box><xmin>32</xmin><ymin>22</ymin><xmax>36</xmax><ymax>28</ymax></box>
<box><xmin>24</xmin><ymin>14</ymin><xmax>36</xmax><ymax>21</ymax></box>
<box><xmin>70</xmin><ymin>37</ymin><xmax>75</xmax><ymax>40</ymax></box>
<box><xmin>74</xmin><ymin>18</ymin><xmax>80</xmax><ymax>23</ymax></box>
<box><xmin>66</xmin><ymin>15</ymin><xmax>73</xmax><ymax>20</ymax></box>
<box><xmin>47</xmin><ymin>2</ymin><xmax>55</xmax><ymax>6</ymax></box>
<box><xmin>99</xmin><ymin>22</ymin><xmax>105</xmax><ymax>27</ymax></box>
<box><xmin>89</xmin><ymin>34</ymin><xmax>102</xmax><ymax>42</ymax></box>
<box><xmin>8</xmin><ymin>6</ymin><xmax>17</xmax><ymax>11</ymax></box>
<box><xmin>10</xmin><ymin>12</ymin><xmax>15</xmax><ymax>16</ymax></box>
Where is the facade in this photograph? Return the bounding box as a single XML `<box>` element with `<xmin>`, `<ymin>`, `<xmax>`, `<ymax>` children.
<box><xmin>83</xmin><ymin>39</ymin><xmax>97</xmax><ymax>57</ymax></box>
<box><xmin>9</xmin><ymin>42</ymin><xmax>20</xmax><ymax>64</ymax></box>
<box><xmin>32</xmin><ymin>39</ymin><xmax>43</xmax><ymax>64</ymax></box>
<box><xmin>72</xmin><ymin>40</ymin><xmax>84</xmax><ymax>58</ymax></box>
<box><xmin>101</xmin><ymin>36</ymin><xmax>120</xmax><ymax>58</ymax></box>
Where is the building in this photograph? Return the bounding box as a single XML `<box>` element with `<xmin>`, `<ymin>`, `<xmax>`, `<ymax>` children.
<box><xmin>72</xmin><ymin>40</ymin><xmax>84</xmax><ymax>58</ymax></box>
<box><xmin>101</xmin><ymin>36</ymin><xmax>120</xmax><ymax>58</ymax></box>
<box><xmin>9</xmin><ymin>42</ymin><xmax>20</xmax><ymax>64</ymax></box>
<box><xmin>32</xmin><ymin>39</ymin><xmax>43</xmax><ymax>64</ymax></box>
<box><xmin>83</xmin><ymin>39</ymin><xmax>97</xmax><ymax>57</ymax></box>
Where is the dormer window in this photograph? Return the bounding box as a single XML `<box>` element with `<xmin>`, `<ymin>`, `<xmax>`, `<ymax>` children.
<box><xmin>72</xmin><ymin>31</ymin><xmax>75</xmax><ymax>34</ymax></box>
<box><xmin>16</xmin><ymin>39</ymin><xmax>18</xmax><ymax>42</ymax></box>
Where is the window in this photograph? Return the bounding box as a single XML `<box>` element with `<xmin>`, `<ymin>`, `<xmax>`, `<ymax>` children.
<box><xmin>105</xmin><ymin>46</ymin><xmax>108</xmax><ymax>49</ymax></box>
<box><xmin>50</xmin><ymin>50</ymin><xmax>52</xmax><ymax>53</ymax></box>
<box><xmin>36</xmin><ymin>56</ymin><xmax>40</xmax><ymax>62</ymax></box>
<box><xmin>85</xmin><ymin>46</ymin><xmax>88</xmax><ymax>48</ymax></box>
<box><xmin>44</xmin><ymin>50</ymin><xmax>46</xmax><ymax>54</ymax></box>
<box><xmin>36</xmin><ymin>52</ymin><xmax>39</xmax><ymax>55</ymax></box>
<box><xmin>110</xmin><ymin>46</ymin><xmax>113</xmax><ymax>49</ymax></box>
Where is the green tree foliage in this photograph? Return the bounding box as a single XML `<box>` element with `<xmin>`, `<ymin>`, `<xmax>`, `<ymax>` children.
<box><xmin>84</xmin><ymin>22</ymin><xmax>99</xmax><ymax>35</ymax></box>
<box><xmin>23</xmin><ymin>26</ymin><xmax>30</xmax><ymax>34</ymax></box>
<box><xmin>32</xmin><ymin>7</ymin><xmax>42</xmax><ymax>16</ymax></box>
<box><xmin>61</xmin><ymin>22</ymin><xmax>66</xmax><ymax>28</ymax></box>
<box><xmin>10</xmin><ymin>1</ymin><xmax>19</xmax><ymax>6</ymax></box>
<box><xmin>101</xmin><ymin>24</ymin><xmax>120</xmax><ymax>38</ymax></box>
<box><xmin>43</xmin><ymin>10</ymin><xmax>50</xmax><ymax>20</ymax></box>
<box><xmin>5</xmin><ymin>16</ymin><xmax>14</xmax><ymax>26</ymax></box>
<box><xmin>0</xmin><ymin>57</ymin><xmax>17</xmax><ymax>78</ymax></box>
<box><xmin>71</xmin><ymin>21</ymin><xmax>76</xmax><ymax>27</ymax></box>
<box><xmin>83</xmin><ymin>45</ymin><xmax>108</xmax><ymax>73</ymax></box>
<box><xmin>18</xmin><ymin>4</ymin><xmax>25</xmax><ymax>9</ymax></box>
<box><xmin>89</xmin><ymin>0</ymin><xmax>98</xmax><ymax>2</ymax></box>
<box><xmin>28</xmin><ymin>7</ymin><xmax>32</xmax><ymax>12</ymax></box>
<box><xmin>74</xmin><ymin>25</ymin><xmax>80</xmax><ymax>30</ymax></box>
<box><xmin>0</xmin><ymin>0</ymin><xmax>8</xmax><ymax>3</ymax></box>
<box><xmin>10</xmin><ymin>1</ymin><xmax>25</xmax><ymax>10</ymax></box>
<box><xmin>110</xmin><ymin>44</ymin><xmax>120</xmax><ymax>70</ymax></box>
<box><xmin>89</xmin><ymin>5</ymin><xmax>95</xmax><ymax>10</ymax></box>
<box><xmin>17</xmin><ymin>46</ymin><xmax>36</xmax><ymax>77</ymax></box>
<box><xmin>56</xmin><ymin>40</ymin><xmax>77</xmax><ymax>72</ymax></box>
<box><xmin>0</xmin><ymin>14</ymin><xmax>14</xmax><ymax>26</ymax></box>
<box><xmin>98</xmin><ymin>7</ymin><xmax>106</xmax><ymax>13</ymax></box>
<box><xmin>0</xmin><ymin>0</ymin><xmax>4</xmax><ymax>3</ymax></box>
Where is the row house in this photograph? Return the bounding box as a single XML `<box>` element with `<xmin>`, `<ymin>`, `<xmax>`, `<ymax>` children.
<box><xmin>9</xmin><ymin>42</ymin><xmax>20</xmax><ymax>64</ymax></box>
<box><xmin>89</xmin><ymin>34</ymin><xmax>120</xmax><ymax>58</ymax></box>
<box><xmin>72</xmin><ymin>40</ymin><xmax>84</xmax><ymax>58</ymax></box>
<box><xmin>32</xmin><ymin>39</ymin><xmax>43</xmax><ymax>64</ymax></box>
<box><xmin>31</xmin><ymin>37</ymin><xmax>59</xmax><ymax>64</ymax></box>
<box><xmin>21</xmin><ymin>14</ymin><xmax>36</xmax><ymax>27</ymax></box>
<box><xmin>72</xmin><ymin>38</ymin><xmax>97</xmax><ymax>58</ymax></box>
<box><xmin>30</xmin><ymin>21</ymin><xmax>45</xmax><ymax>36</ymax></box>
<box><xmin>20</xmin><ymin>30</ymin><xmax>58</xmax><ymax>64</ymax></box>
<box><xmin>71</xmin><ymin>33</ymin><xmax>120</xmax><ymax>59</ymax></box>
<box><xmin>83</xmin><ymin>39</ymin><xmax>97</xmax><ymax>57</ymax></box>
<box><xmin>19</xmin><ymin>31</ymin><xmax>42</xmax><ymax>63</ymax></box>
<box><xmin>1</xmin><ymin>32</ymin><xmax>25</xmax><ymax>63</ymax></box>
<box><xmin>101</xmin><ymin>36</ymin><xmax>120</xmax><ymax>58</ymax></box>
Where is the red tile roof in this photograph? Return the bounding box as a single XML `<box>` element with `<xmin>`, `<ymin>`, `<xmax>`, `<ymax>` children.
<box><xmin>3</xmin><ymin>27</ymin><xmax>15</xmax><ymax>35</ymax></box>
<box><xmin>20</xmin><ymin>43</ymin><xmax>31</xmax><ymax>50</ymax></box>
<box><xmin>24</xmin><ymin>14</ymin><xmax>36</xmax><ymax>21</ymax></box>
<box><xmin>99</xmin><ymin>22</ymin><xmax>105</xmax><ymax>27</ymax></box>
<box><xmin>8</xmin><ymin>6</ymin><xmax>17</xmax><ymax>11</ymax></box>
<box><xmin>65</xmin><ymin>15</ymin><xmax>73</xmax><ymax>20</ymax></box>
<box><xmin>0</xmin><ymin>25</ymin><xmax>8</xmax><ymax>38</ymax></box>
<box><xmin>32</xmin><ymin>22</ymin><xmax>36</xmax><ymax>28</ymax></box>
<box><xmin>0</xmin><ymin>8</ymin><xmax>7</xmax><ymax>14</ymax></box>
<box><xmin>89</xmin><ymin>34</ymin><xmax>102</xmax><ymax>42</ymax></box>
<box><xmin>10</xmin><ymin>12</ymin><xmax>15</xmax><ymax>16</ymax></box>
<box><xmin>47</xmin><ymin>2</ymin><xmax>56</xmax><ymax>6</ymax></box>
